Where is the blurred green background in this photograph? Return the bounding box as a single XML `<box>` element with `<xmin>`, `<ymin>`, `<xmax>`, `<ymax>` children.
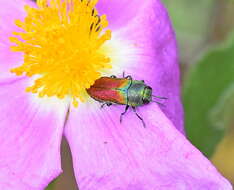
<box><xmin>42</xmin><ymin>0</ymin><xmax>234</xmax><ymax>189</ymax></box>
<box><xmin>164</xmin><ymin>0</ymin><xmax>234</xmax><ymax>186</ymax></box>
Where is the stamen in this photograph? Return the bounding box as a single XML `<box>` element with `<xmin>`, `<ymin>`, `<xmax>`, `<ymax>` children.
<box><xmin>10</xmin><ymin>0</ymin><xmax>112</xmax><ymax>107</ymax></box>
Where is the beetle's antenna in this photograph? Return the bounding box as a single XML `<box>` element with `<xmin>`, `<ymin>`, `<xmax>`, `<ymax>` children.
<box><xmin>152</xmin><ymin>101</ymin><xmax>165</xmax><ymax>107</ymax></box>
<box><xmin>152</xmin><ymin>95</ymin><xmax>168</xmax><ymax>99</ymax></box>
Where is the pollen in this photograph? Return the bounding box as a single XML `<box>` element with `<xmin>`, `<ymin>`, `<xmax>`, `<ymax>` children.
<box><xmin>10</xmin><ymin>0</ymin><xmax>112</xmax><ymax>107</ymax></box>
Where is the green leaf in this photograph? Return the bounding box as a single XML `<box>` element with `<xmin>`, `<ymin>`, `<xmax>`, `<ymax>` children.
<box><xmin>45</xmin><ymin>181</ymin><xmax>55</xmax><ymax>190</ymax></box>
<box><xmin>183</xmin><ymin>32</ymin><xmax>234</xmax><ymax>157</ymax></box>
<box><xmin>210</xmin><ymin>83</ymin><xmax>234</xmax><ymax>184</ymax></box>
<box><xmin>209</xmin><ymin>84</ymin><xmax>234</xmax><ymax>129</ymax></box>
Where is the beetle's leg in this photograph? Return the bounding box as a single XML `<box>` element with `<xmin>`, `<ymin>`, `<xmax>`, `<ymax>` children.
<box><xmin>125</xmin><ymin>75</ymin><xmax>132</xmax><ymax>80</ymax></box>
<box><xmin>100</xmin><ymin>103</ymin><xmax>106</xmax><ymax>108</ymax></box>
<box><xmin>122</xmin><ymin>71</ymin><xmax>132</xmax><ymax>80</ymax></box>
<box><xmin>100</xmin><ymin>103</ymin><xmax>112</xmax><ymax>108</ymax></box>
<box><xmin>132</xmin><ymin>107</ymin><xmax>146</xmax><ymax>128</ymax></box>
<box><xmin>120</xmin><ymin>105</ymin><xmax>129</xmax><ymax>123</ymax></box>
<box><xmin>110</xmin><ymin>75</ymin><xmax>117</xmax><ymax>78</ymax></box>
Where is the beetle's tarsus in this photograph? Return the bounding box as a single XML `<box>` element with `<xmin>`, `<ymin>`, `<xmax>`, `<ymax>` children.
<box><xmin>125</xmin><ymin>75</ymin><xmax>132</xmax><ymax>80</ymax></box>
<box><xmin>110</xmin><ymin>75</ymin><xmax>117</xmax><ymax>78</ymax></box>
<box><xmin>132</xmin><ymin>107</ymin><xmax>146</xmax><ymax>128</ymax></box>
<box><xmin>101</xmin><ymin>102</ymin><xmax>112</xmax><ymax>108</ymax></box>
<box><xmin>120</xmin><ymin>105</ymin><xmax>129</xmax><ymax>123</ymax></box>
<box><xmin>121</xmin><ymin>71</ymin><xmax>132</xmax><ymax>80</ymax></box>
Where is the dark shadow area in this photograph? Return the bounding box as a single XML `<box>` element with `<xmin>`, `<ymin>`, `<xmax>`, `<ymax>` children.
<box><xmin>53</xmin><ymin>137</ymin><xmax>78</xmax><ymax>190</ymax></box>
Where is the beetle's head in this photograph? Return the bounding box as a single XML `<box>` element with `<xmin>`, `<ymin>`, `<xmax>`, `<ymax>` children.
<box><xmin>142</xmin><ymin>86</ymin><xmax>152</xmax><ymax>104</ymax></box>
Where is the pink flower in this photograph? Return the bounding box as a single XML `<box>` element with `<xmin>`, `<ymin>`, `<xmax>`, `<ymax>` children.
<box><xmin>0</xmin><ymin>0</ymin><xmax>231</xmax><ymax>189</ymax></box>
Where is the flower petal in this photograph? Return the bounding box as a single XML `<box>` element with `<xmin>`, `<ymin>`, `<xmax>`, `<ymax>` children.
<box><xmin>0</xmin><ymin>0</ymin><xmax>35</xmax><ymax>80</ymax></box>
<box><xmin>65</xmin><ymin>103</ymin><xmax>231</xmax><ymax>190</ymax></box>
<box><xmin>96</xmin><ymin>0</ymin><xmax>143</xmax><ymax>30</ymax></box>
<box><xmin>99</xmin><ymin>0</ymin><xmax>183</xmax><ymax>132</ymax></box>
<box><xmin>0</xmin><ymin>78</ymin><xmax>69</xmax><ymax>189</ymax></box>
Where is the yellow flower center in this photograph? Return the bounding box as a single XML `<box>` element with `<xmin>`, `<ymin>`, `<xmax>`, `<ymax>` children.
<box><xmin>9</xmin><ymin>0</ymin><xmax>112</xmax><ymax>107</ymax></box>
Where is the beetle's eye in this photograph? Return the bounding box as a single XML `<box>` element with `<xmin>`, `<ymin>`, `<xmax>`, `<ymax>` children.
<box><xmin>146</xmin><ymin>86</ymin><xmax>152</xmax><ymax>90</ymax></box>
<box><xmin>142</xmin><ymin>86</ymin><xmax>152</xmax><ymax>104</ymax></box>
<box><xmin>143</xmin><ymin>98</ymin><xmax>150</xmax><ymax>104</ymax></box>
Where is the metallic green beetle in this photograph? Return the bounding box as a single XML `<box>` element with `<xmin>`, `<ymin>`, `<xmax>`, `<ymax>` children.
<box><xmin>86</xmin><ymin>73</ymin><xmax>166</xmax><ymax>127</ymax></box>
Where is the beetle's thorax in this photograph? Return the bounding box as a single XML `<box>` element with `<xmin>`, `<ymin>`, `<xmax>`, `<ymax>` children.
<box><xmin>127</xmin><ymin>81</ymin><xmax>146</xmax><ymax>106</ymax></box>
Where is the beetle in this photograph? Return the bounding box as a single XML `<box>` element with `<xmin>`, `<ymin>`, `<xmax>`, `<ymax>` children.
<box><xmin>86</xmin><ymin>73</ymin><xmax>166</xmax><ymax>127</ymax></box>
